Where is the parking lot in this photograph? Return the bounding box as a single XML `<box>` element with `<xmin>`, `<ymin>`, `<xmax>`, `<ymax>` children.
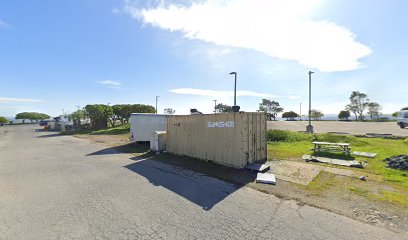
<box><xmin>1</xmin><ymin>125</ymin><xmax>406</xmax><ymax>239</ymax></box>
<box><xmin>268</xmin><ymin>121</ymin><xmax>408</xmax><ymax>137</ymax></box>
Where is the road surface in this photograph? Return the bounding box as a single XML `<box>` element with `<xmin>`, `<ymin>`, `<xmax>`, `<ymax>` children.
<box><xmin>268</xmin><ymin>121</ymin><xmax>408</xmax><ymax>136</ymax></box>
<box><xmin>0</xmin><ymin>125</ymin><xmax>406</xmax><ymax>240</ymax></box>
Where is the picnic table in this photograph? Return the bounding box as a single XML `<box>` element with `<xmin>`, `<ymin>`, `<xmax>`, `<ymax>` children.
<box><xmin>311</xmin><ymin>141</ymin><xmax>351</xmax><ymax>155</ymax></box>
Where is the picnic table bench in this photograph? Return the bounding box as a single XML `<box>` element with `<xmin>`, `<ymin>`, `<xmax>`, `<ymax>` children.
<box><xmin>311</xmin><ymin>141</ymin><xmax>351</xmax><ymax>155</ymax></box>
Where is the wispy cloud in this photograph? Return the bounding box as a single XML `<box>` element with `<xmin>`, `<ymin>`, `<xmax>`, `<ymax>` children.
<box><xmin>0</xmin><ymin>97</ymin><xmax>43</xmax><ymax>103</ymax></box>
<box><xmin>126</xmin><ymin>0</ymin><xmax>372</xmax><ymax>72</ymax></box>
<box><xmin>98</xmin><ymin>80</ymin><xmax>123</xmax><ymax>89</ymax></box>
<box><xmin>169</xmin><ymin>88</ymin><xmax>299</xmax><ymax>99</ymax></box>
<box><xmin>0</xmin><ymin>20</ymin><xmax>8</xmax><ymax>28</ymax></box>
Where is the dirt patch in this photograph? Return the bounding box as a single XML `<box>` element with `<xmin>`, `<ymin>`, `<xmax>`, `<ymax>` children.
<box><xmin>266</xmin><ymin>160</ymin><xmax>322</xmax><ymax>185</ymax></box>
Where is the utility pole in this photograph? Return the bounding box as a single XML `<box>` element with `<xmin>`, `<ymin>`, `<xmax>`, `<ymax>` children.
<box><xmin>155</xmin><ymin>96</ymin><xmax>159</xmax><ymax>114</ymax></box>
<box><xmin>307</xmin><ymin>71</ymin><xmax>314</xmax><ymax>133</ymax></box>
<box><xmin>213</xmin><ymin>100</ymin><xmax>217</xmax><ymax>113</ymax></box>
<box><xmin>300</xmin><ymin>103</ymin><xmax>302</xmax><ymax>121</ymax></box>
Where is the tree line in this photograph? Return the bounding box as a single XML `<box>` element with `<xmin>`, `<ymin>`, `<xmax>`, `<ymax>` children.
<box><xmin>12</xmin><ymin>104</ymin><xmax>155</xmax><ymax>129</ymax></box>
<box><xmin>15</xmin><ymin>112</ymin><xmax>51</xmax><ymax>122</ymax></box>
<box><xmin>215</xmin><ymin>99</ymin><xmax>324</xmax><ymax>121</ymax></box>
<box><xmin>0</xmin><ymin>116</ymin><xmax>8</xmax><ymax>124</ymax></box>
<box><xmin>216</xmin><ymin>90</ymin><xmax>407</xmax><ymax>121</ymax></box>
<box><xmin>71</xmin><ymin>104</ymin><xmax>156</xmax><ymax>129</ymax></box>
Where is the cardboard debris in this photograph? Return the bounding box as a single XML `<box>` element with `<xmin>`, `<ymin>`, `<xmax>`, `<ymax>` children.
<box><xmin>352</xmin><ymin>151</ymin><xmax>377</xmax><ymax>158</ymax></box>
<box><xmin>246</xmin><ymin>163</ymin><xmax>270</xmax><ymax>173</ymax></box>
<box><xmin>256</xmin><ymin>173</ymin><xmax>276</xmax><ymax>185</ymax></box>
<box><xmin>303</xmin><ymin>154</ymin><xmax>364</xmax><ymax>168</ymax></box>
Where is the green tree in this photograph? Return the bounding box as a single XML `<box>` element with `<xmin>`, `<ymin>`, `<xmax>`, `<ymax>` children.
<box><xmin>392</xmin><ymin>112</ymin><xmax>399</xmax><ymax>118</ymax></box>
<box><xmin>282</xmin><ymin>111</ymin><xmax>299</xmax><ymax>120</ymax></box>
<box><xmin>338</xmin><ymin>110</ymin><xmax>350</xmax><ymax>120</ymax></box>
<box><xmin>111</xmin><ymin>104</ymin><xmax>155</xmax><ymax>125</ymax></box>
<box><xmin>69</xmin><ymin>110</ymin><xmax>85</xmax><ymax>128</ymax></box>
<box><xmin>346</xmin><ymin>91</ymin><xmax>369</xmax><ymax>121</ymax></box>
<box><xmin>311</xmin><ymin>109</ymin><xmax>324</xmax><ymax>121</ymax></box>
<box><xmin>84</xmin><ymin>104</ymin><xmax>113</xmax><ymax>129</ymax></box>
<box><xmin>258</xmin><ymin>99</ymin><xmax>283</xmax><ymax>121</ymax></box>
<box><xmin>0</xmin><ymin>116</ymin><xmax>8</xmax><ymax>124</ymax></box>
<box><xmin>15</xmin><ymin>112</ymin><xmax>50</xmax><ymax>123</ymax></box>
<box><xmin>215</xmin><ymin>103</ymin><xmax>232</xmax><ymax>113</ymax></box>
<box><xmin>367</xmin><ymin>102</ymin><xmax>381</xmax><ymax>120</ymax></box>
<box><xmin>345</xmin><ymin>104</ymin><xmax>358</xmax><ymax>121</ymax></box>
<box><xmin>130</xmin><ymin>104</ymin><xmax>156</xmax><ymax>114</ymax></box>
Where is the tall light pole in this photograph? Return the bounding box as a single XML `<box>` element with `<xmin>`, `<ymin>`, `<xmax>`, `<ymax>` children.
<box><xmin>299</xmin><ymin>103</ymin><xmax>302</xmax><ymax>121</ymax></box>
<box><xmin>229</xmin><ymin>72</ymin><xmax>237</xmax><ymax>106</ymax></box>
<box><xmin>213</xmin><ymin>100</ymin><xmax>217</xmax><ymax>113</ymax></box>
<box><xmin>155</xmin><ymin>96</ymin><xmax>159</xmax><ymax>114</ymax></box>
<box><xmin>307</xmin><ymin>71</ymin><xmax>314</xmax><ymax>133</ymax></box>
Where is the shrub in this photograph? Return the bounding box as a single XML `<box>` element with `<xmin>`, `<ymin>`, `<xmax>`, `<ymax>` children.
<box><xmin>314</xmin><ymin>133</ymin><xmax>353</xmax><ymax>143</ymax></box>
<box><xmin>267</xmin><ymin>129</ymin><xmax>368</xmax><ymax>146</ymax></box>
<box><xmin>267</xmin><ymin>130</ymin><xmax>313</xmax><ymax>142</ymax></box>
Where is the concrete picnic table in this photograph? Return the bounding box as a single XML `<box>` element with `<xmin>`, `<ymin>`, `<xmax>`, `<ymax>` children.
<box><xmin>311</xmin><ymin>141</ymin><xmax>351</xmax><ymax>155</ymax></box>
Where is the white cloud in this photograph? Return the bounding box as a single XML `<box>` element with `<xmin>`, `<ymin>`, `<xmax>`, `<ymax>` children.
<box><xmin>98</xmin><ymin>80</ymin><xmax>123</xmax><ymax>89</ymax></box>
<box><xmin>126</xmin><ymin>0</ymin><xmax>372</xmax><ymax>72</ymax></box>
<box><xmin>0</xmin><ymin>97</ymin><xmax>42</xmax><ymax>103</ymax></box>
<box><xmin>112</xmin><ymin>8</ymin><xmax>121</xmax><ymax>15</ymax></box>
<box><xmin>169</xmin><ymin>88</ymin><xmax>299</xmax><ymax>99</ymax></box>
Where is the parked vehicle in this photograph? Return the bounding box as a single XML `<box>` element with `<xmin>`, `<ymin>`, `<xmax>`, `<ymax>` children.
<box><xmin>397</xmin><ymin>110</ymin><xmax>408</xmax><ymax>128</ymax></box>
<box><xmin>39</xmin><ymin>120</ymin><xmax>49</xmax><ymax>127</ymax></box>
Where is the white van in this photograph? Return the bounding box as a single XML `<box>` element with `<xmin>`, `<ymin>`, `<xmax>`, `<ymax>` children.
<box><xmin>397</xmin><ymin>110</ymin><xmax>408</xmax><ymax>128</ymax></box>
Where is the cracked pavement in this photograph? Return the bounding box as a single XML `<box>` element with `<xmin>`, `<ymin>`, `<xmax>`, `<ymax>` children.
<box><xmin>1</xmin><ymin>125</ymin><xmax>407</xmax><ymax>240</ymax></box>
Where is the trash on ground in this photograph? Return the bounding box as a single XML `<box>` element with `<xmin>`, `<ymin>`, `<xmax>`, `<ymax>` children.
<box><xmin>352</xmin><ymin>151</ymin><xmax>378</xmax><ymax>158</ymax></box>
<box><xmin>359</xmin><ymin>175</ymin><xmax>367</xmax><ymax>181</ymax></box>
<box><xmin>256</xmin><ymin>173</ymin><xmax>276</xmax><ymax>185</ymax></box>
<box><xmin>384</xmin><ymin>155</ymin><xmax>408</xmax><ymax>170</ymax></box>
<box><xmin>302</xmin><ymin>154</ymin><xmax>364</xmax><ymax>168</ymax></box>
<box><xmin>246</xmin><ymin>163</ymin><xmax>270</xmax><ymax>173</ymax></box>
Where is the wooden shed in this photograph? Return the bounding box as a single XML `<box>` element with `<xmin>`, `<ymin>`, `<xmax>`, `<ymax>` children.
<box><xmin>166</xmin><ymin>112</ymin><xmax>267</xmax><ymax>168</ymax></box>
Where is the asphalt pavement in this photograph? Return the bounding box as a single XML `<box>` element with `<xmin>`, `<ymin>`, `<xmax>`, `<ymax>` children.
<box><xmin>0</xmin><ymin>125</ymin><xmax>407</xmax><ymax>240</ymax></box>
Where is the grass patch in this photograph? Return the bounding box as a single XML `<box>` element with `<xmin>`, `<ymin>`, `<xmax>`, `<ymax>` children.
<box><xmin>90</xmin><ymin>124</ymin><xmax>130</xmax><ymax>135</ymax></box>
<box><xmin>378</xmin><ymin>190</ymin><xmax>408</xmax><ymax>206</ymax></box>
<box><xmin>267</xmin><ymin>130</ymin><xmax>313</xmax><ymax>142</ymax></box>
<box><xmin>349</xmin><ymin>187</ymin><xmax>369</xmax><ymax>197</ymax></box>
<box><xmin>62</xmin><ymin>124</ymin><xmax>130</xmax><ymax>136</ymax></box>
<box><xmin>267</xmin><ymin>130</ymin><xmax>408</xmax><ymax>189</ymax></box>
<box><xmin>306</xmin><ymin>172</ymin><xmax>337</xmax><ymax>196</ymax></box>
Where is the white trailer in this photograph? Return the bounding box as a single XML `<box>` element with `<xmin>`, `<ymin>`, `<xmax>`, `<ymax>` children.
<box><xmin>130</xmin><ymin>113</ymin><xmax>167</xmax><ymax>144</ymax></box>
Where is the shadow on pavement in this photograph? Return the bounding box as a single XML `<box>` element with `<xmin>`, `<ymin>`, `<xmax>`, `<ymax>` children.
<box><xmin>124</xmin><ymin>154</ymin><xmax>257</xmax><ymax>210</ymax></box>
<box><xmin>37</xmin><ymin>133</ymin><xmax>62</xmax><ymax>138</ymax></box>
<box><xmin>87</xmin><ymin>143</ymin><xmax>150</xmax><ymax>156</ymax></box>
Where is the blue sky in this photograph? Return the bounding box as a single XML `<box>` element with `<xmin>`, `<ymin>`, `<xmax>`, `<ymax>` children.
<box><xmin>1</xmin><ymin>0</ymin><xmax>407</xmax><ymax>117</ymax></box>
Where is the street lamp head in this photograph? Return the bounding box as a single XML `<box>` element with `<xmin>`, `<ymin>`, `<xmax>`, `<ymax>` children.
<box><xmin>308</xmin><ymin>71</ymin><xmax>314</xmax><ymax>74</ymax></box>
<box><xmin>229</xmin><ymin>72</ymin><xmax>237</xmax><ymax>75</ymax></box>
